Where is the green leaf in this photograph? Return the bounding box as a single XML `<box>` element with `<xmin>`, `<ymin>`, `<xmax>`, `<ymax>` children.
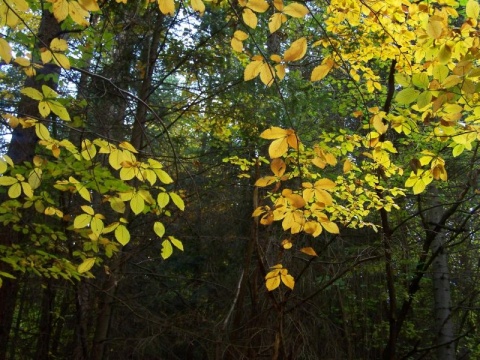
<box><xmin>154</xmin><ymin>221</ymin><xmax>165</xmax><ymax>238</ymax></box>
<box><xmin>161</xmin><ymin>239</ymin><xmax>173</xmax><ymax>259</ymax></box>
<box><xmin>169</xmin><ymin>192</ymin><xmax>185</xmax><ymax>211</ymax></box>
<box><xmin>395</xmin><ymin>87</ymin><xmax>419</xmax><ymax>105</ymax></box>
<box><xmin>78</xmin><ymin>258</ymin><xmax>96</xmax><ymax>274</ymax></box>
<box><xmin>412</xmin><ymin>72</ymin><xmax>429</xmax><ymax>89</ymax></box>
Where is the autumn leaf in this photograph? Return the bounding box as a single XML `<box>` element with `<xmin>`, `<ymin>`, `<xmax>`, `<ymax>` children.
<box><xmin>283</xmin><ymin>2</ymin><xmax>308</xmax><ymax>17</ymax></box>
<box><xmin>78</xmin><ymin>258</ymin><xmax>96</xmax><ymax>274</ymax></box>
<box><xmin>283</xmin><ymin>37</ymin><xmax>307</xmax><ymax>62</ymax></box>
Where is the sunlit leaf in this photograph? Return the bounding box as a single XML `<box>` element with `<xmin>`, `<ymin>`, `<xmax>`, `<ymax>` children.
<box><xmin>158</xmin><ymin>0</ymin><xmax>175</xmax><ymax>15</ymax></box>
<box><xmin>130</xmin><ymin>192</ymin><xmax>145</xmax><ymax>215</ymax></box>
<box><xmin>78</xmin><ymin>258</ymin><xmax>96</xmax><ymax>274</ymax></box>
<box><xmin>8</xmin><ymin>183</ymin><xmax>21</xmax><ymax>198</ymax></box>
<box><xmin>74</xmin><ymin>214</ymin><xmax>92</xmax><ymax>229</ymax></box>
<box><xmin>169</xmin><ymin>236</ymin><xmax>184</xmax><ymax>251</ymax></box>
<box><xmin>115</xmin><ymin>224</ymin><xmax>130</xmax><ymax>246</ymax></box>
<box><xmin>154</xmin><ymin>221</ymin><xmax>165</xmax><ymax>238</ymax></box>
<box><xmin>300</xmin><ymin>247</ymin><xmax>318</xmax><ymax>256</ymax></box>
<box><xmin>246</xmin><ymin>0</ymin><xmax>269</xmax><ymax>12</ymax></box>
<box><xmin>0</xmin><ymin>38</ymin><xmax>12</xmax><ymax>63</ymax></box>
<box><xmin>283</xmin><ymin>37</ymin><xmax>307</xmax><ymax>62</ymax></box>
<box><xmin>169</xmin><ymin>192</ymin><xmax>185</xmax><ymax>211</ymax></box>
<box><xmin>283</xmin><ymin>2</ymin><xmax>308</xmax><ymax>17</ymax></box>
<box><xmin>161</xmin><ymin>239</ymin><xmax>173</xmax><ymax>259</ymax></box>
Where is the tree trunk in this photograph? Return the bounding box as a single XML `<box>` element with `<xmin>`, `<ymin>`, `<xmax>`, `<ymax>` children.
<box><xmin>0</xmin><ymin>8</ymin><xmax>61</xmax><ymax>360</ymax></box>
<box><xmin>429</xmin><ymin>186</ymin><xmax>456</xmax><ymax>360</ymax></box>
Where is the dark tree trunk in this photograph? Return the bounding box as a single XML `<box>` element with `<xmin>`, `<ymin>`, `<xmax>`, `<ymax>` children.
<box><xmin>0</xmin><ymin>9</ymin><xmax>61</xmax><ymax>360</ymax></box>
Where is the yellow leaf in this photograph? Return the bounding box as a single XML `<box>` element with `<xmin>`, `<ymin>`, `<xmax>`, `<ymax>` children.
<box><xmin>343</xmin><ymin>159</ymin><xmax>352</xmax><ymax>173</ymax></box>
<box><xmin>69</xmin><ymin>0</ymin><xmax>90</xmax><ymax>26</ymax></box>
<box><xmin>452</xmin><ymin>144</ymin><xmax>464</xmax><ymax>157</ymax></box>
<box><xmin>74</xmin><ymin>213</ymin><xmax>92</xmax><ymax>229</ymax></box>
<box><xmin>54</xmin><ymin>53</ymin><xmax>71</xmax><ymax>69</ymax></box>
<box><xmin>259</xmin><ymin>62</ymin><xmax>275</xmax><ymax>86</ymax></box>
<box><xmin>268</xmin><ymin>13</ymin><xmax>287</xmax><ymax>33</ymax></box>
<box><xmin>467</xmin><ymin>0</ymin><xmax>480</xmax><ymax>19</ymax></box>
<box><xmin>234</xmin><ymin>30</ymin><xmax>249</xmax><ymax>41</ymax></box>
<box><xmin>78</xmin><ymin>0</ymin><xmax>100</xmax><ymax>11</ymax></box>
<box><xmin>52</xmin><ymin>0</ymin><xmax>69</xmax><ymax>22</ymax></box>
<box><xmin>304</xmin><ymin>221</ymin><xmax>322</xmax><ymax>237</ymax></box>
<box><xmin>260</xmin><ymin>126</ymin><xmax>289</xmax><ymax>139</ymax></box>
<box><xmin>0</xmin><ymin>176</ymin><xmax>17</xmax><ymax>186</ymax></box>
<box><xmin>281</xmin><ymin>273</ymin><xmax>295</xmax><ymax>290</ymax></box>
<box><xmin>315</xmin><ymin>178</ymin><xmax>336</xmax><ymax>189</ymax></box>
<box><xmin>231</xmin><ymin>38</ymin><xmax>243</xmax><ymax>52</ymax></box>
<box><xmin>77</xmin><ymin>258</ymin><xmax>96</xmax><ymax>274</ymax></box>
<box><xmin>244</xmin><ymin>59</ymin><xmax>263</xmax><ymax>81</ymax></box>
<box><xmin>27</xmin><ymin>168</ymin><xmax>41</xmax><ymax>190</ymax></box>
<box><xmin>300</xmin><ymin>247</ymin><xmax>318</xmax><ymax>256</ymax></box>
<box><xmin>426</xmin><ymin>19</ymin><xmax>443</xmax><ymax>39</ymax></box>
<box><xmin>130</xmin><ymin>192</ymin><xmax>145</xmax><ymax>215</ymax></box>
<box><xmin>35</xmin><ymin>123</ymin><xmax>51</xmax><ymax>141</ymax></box>
<box><xmin>275</xmin><ymin>64</ymin><xmax>286</xmax><ymax>80</ymax></box>
<box><xmin>283</xmin><ymin>2</ymin><xmax>308</xmax><ymax>17</ymax></box>
<box><xmin>169</xmin><ymin>192</ymin><xmax>185</xmax><ymax>211</ymax></box>
<box><xmin>273</xmin><ymin>0</ymin><xmax>283</xmax><ymax>10</ymax></box>
<box><xmin>169</xmin><ymin>236</ymin><xmax>184</xmax><ymax>251</ymax></box>
<box><xmin>437</xmin><ymin>44</ymin><xmax>452</xmax><ymax>65</ymax></box>
<box><xmin>108</xmin><ymin>149</ymin><xmax>123</xmax><ymax>170</ymax></box>
<box><xmin>255</xmin><ymin>176</ymin><xmax>277</xmax><ymax>187</ymax></box>
<box><xmin>50</xmin><ymin>38</ymin><xmax>68</xmax><ymax>51</ymax></box>
<box><xmin>285</xmin><ymin>192</ymin><xmax>306</xmax><ymax>208</ymax></box>
<box><xmin>283</xmin><ymin>37</ymin><xmax>307</xmax><ymax>62</ymax></box>
<box><xmin>49</xmin><ymin>100</ymin><xmax>71</xmax><ymax>120</ymax></box>
<box><xmin>322</xmin><ymin>221</ymin><xmax>339</xmax><ymax>234</ymax></box>
<box><xmin>271</xmin><ymin>158</ymin><xmax>286</xmax><ymax>177</ymax></box>
<box><xmin>269</xmin><ymin>137</ymin><xmax>288</xmax><ymax>158</ymax></box>
<box><xmin>191</xmin><ymin>0</ymin><xmax>205</xmax><ymax>13</ymax></box>
<box><xmin>246</xmin><ymin>0</ymin><xmax>269</xmax><ymax>12</ymax></box>
<box><xmin>8</xmin><ymin>183</ymin><xmax>21</xmax><ymax>198</ymax></box>
<box><xmin>0</xmin><ymin>38</ymin><xmax>12</xmax><ymax>63</ymax></box>
<box><xmin>281</xmin><ymin>239</ymin><xmax>293</xmax><ymax>249</ymax></box>
<box><xmin>154</xmin><ymin>221</ymin><xmax>165</xmax><ymax>238</ymax></box>
<box><xmin>115</xmin><ymin>224</ymin><xmax>130</xmax><ymax>245</ymax></box>
<box><xmin>265</xmin><ymin>272</ymin><xmax>281</xmax><ymax>291</ymax></box>
<box><xmin>155</xmin><ymin>168</ymin><xmax>173</xmax><ymax>184</ymax></box>
<box><xmin>311</xmin><ymin>63</ymin><xmax>332</xmax><ymax>82</ymax></box>
<box><xmin>109</xmin><ymin>197</ymin><xmax>125</xmax><ymax>213</ymax></box>
<box><xmin>119</xmin><ymin>141</ymin><xmax>138</xmax><ymax>153</ymax></box>
<box><xmin>20</xmin><ymin>181</ymin><xmax>33</xmax><ymax>198</ymax></box>
<box><xmin>91</xmin><ymin>217</ymin><xmax>104</xmax><ymax>237</ymax></box>
<box><xmin>161</xmin><ymin>239</ymin><xmax>173</xmax><ymax>259</ymax></box>
<box><xmin>243</xmin><ymin>8</ymin><xmax>258</xmax><ymax>28</ymax></box>
<box><xmin>21</xmin><ymin>87</ymin><xmax>43</xmax><ymax>100</ymax></box>
<box><xmin>158</xmin><ymin>0</ymin><xmax>175</xmax><ymax>15</ymax></box>
<box><xmin>157</xmin><ymin>192</ymin><xmax>170</xmax><ymax>208</ymax></box>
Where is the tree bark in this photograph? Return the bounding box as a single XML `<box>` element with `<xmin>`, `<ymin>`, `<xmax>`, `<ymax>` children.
<box><xmin>0</xmin><ymin>9</ymin><xmax>61</xmax><ymax>360</ymax></box>
<box><xmin>429</xmin><ymin>186</ymin><xmax>456</xmax><ymax>360</ymax></box>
